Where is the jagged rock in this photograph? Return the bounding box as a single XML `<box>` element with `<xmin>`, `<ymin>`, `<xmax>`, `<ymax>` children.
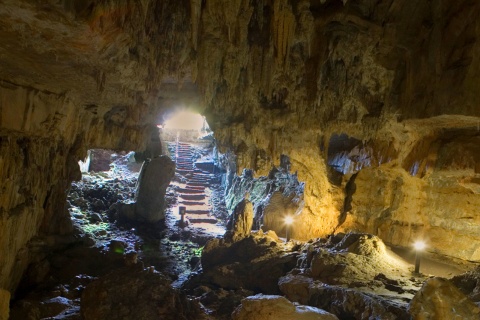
<box><xmin>134</xmin><ymin>156</ymin><xmax>175</xmax><ymax>222</ymax></box>
<box><xmin>309</xmin><ymin>233</ymin><xmax>411</xmax><ymax>286</ymax></box>
<box><xmin>279</xmin><ymin>233</ymin><xmax>416</xmax><ymax>319</ymax></box>
<box><xmin>81</xmin><ymin>267</ymin><xmax>204</xmax><ymax>320</ymax></box>
<box><xmin>4</xmin><ymin>0</ymin><xmax>480</xmax><ymax>310</ymax></box>
<box><xmin>88</xmin><ymin>212</ymin><xmax>103</xmax><ymax>223</ymax></box>
<box><xmin>0</xmin><ymin>289</ymin><xmax>9</xmax><ymax>320</ymax></box>
<box><xmin>279</xmin><ymin>275</ymin><xmax>411</xmax><ymax>319</ymax></box>
<box><xmin>278</xmin><ymin>273</ymin><xmax>314</xmax><ymax>305</ymax></box>
<box><xmin>195</xmin><ymin>232</ymin><xmax>296</xmax><ymax>294</ymax></box>
<box><xmin>308</xmin><ymin>283</ymin><xmax>410</xmax><ymax>320</ymax></box>
<box><xmin>409</xmin><ymin>277</ymin><xmax>480</xmax><ymax>319</ymax></box>
<box><xmin>227</xmin><ymin>198</ymin><xmax>254</xmax><ymax>241</ymax></box>
<box><xmin>232</xmin><ymin>294</ymin><xmax>338</xmax><ymax>320</ymax></box>
<box><xmin>451</xmin><ymin>266</ymin><xmax>480</xmax><ymax>302</ymax></box>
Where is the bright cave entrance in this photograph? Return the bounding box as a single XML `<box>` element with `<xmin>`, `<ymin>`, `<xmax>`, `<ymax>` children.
<box><xmin>161</xmin><ymin>110</ymin><xmax>228</xmax><ymax>248</ymax></box>
<box><xmin>65</xmin><ymin>109</ymin><xmax>231</xmax><ymax>290</ymax></box>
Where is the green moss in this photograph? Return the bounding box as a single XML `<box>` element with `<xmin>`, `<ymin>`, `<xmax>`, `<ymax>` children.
<box><xmin>83</xmin><ymin>222</ymin><xmax>110</xmax><ymax>234</ymax></box>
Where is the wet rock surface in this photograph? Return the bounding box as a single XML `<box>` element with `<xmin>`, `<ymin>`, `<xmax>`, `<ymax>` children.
<box><xmin>232</xmin><ymin>294</ymin><xmax>339</xmax><ymax>320</ymax></box>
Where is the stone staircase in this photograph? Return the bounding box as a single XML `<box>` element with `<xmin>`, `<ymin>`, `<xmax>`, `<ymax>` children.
<box><xmin>169</xmin><ymin>142</ymin><xmax>218</xmax><ymax>225</ymax></box>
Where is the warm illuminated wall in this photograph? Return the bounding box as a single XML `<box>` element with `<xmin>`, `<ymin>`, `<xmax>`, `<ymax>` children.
<box><xmin>2</xmin><ymin>1</ymin><xmax>480</xmax><ymax>305</ymax></box>
<box><xmin>193</xmin><ymin>0</ymin><xmax>480</xmax><ymax>259</ymax></box>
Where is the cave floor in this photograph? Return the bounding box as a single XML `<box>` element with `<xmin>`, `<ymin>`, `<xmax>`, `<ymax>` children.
<box><xmin>8</xmin><ymin>147</ymin><xmax>480</xmax><ymax>319</ymax></box>
<box><xmin>9</xmin><ymin>141</ymin><xmax>229</xmax><ymax>319</ymax></box>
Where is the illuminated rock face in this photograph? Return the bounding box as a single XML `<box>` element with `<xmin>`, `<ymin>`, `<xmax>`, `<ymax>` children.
<box><xmin>1</xmin><ymin>0</ymin><xmax>480</xmax><ymax>302</ymax></box>
<box><xmin>194</xmin><ymin>0</ymin><xmax>480</xmax><ymax>260</ymax></box>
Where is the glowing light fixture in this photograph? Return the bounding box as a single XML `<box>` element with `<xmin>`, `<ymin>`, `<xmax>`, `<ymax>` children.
<box><xmin>284</xmin><ymin>216</ymin><xmax>294</xmax><ymax>242</ymax></box>
<box><xmin>163</xmin><ymin>111</ymin><xmax>205</xmax><ymax>131</ymax></box>
<box><xmin>414</xmin><ymin>241</ymin><xmax>426</xmax><ymax>251</ymax></box>
<box><xmin>414</xmin><ymin>240</ymin><xmax>426</xmax><ymax>274</ymax></box>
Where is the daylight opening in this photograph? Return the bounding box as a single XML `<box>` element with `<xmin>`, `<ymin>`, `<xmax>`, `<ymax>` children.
<box><xmin>163</xmin><ymin>110</ymin><xmax>206</xmax><ymax>131</ymax></box>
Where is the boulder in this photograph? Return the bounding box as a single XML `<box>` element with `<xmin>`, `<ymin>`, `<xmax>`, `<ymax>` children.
<box><xmin>195</xmin><ymin>233</ymin><xmax>297</xmax><ymax>294</ymax></box>
<box><xmin>232</xmin><ymin>294</ymin><xmax>338</xmax><ymax>320</ymax></box>
<box><xmin>280</xmin><ymin>273</ymin><xmax>411</xmax><ymax>319</ymax></box>
<box><xmin>134</xmin><ymin>156</ymin><xmax>175</xmax><ymax>222</ymax></box>
<box><xmin>309</xmin><ymin>233</ymin><xmax>411</xmax><ymax>286</ymax></box>
<box><xmin>278</xmin><ymin>273</ymin><xmax>314</xmax><ymax>305</ymax></box>
<box><xmin>451</xmin><ymin>266</ymin><xmax>480</xmax><ymax>302</ymax></box>
<box><xmin>409</xmin><ymin>277</ymin><xmax>480</xmax><ymax>319</ymax></box>
<box><xmin>0</xmin><ymin>289</ymin><xmax>10</xmax><ymax>320</ymax></box>
<box><xmin>81</xmin><ymin>267</ymin><xmax>204</xmax><ymax>320</ymax></box>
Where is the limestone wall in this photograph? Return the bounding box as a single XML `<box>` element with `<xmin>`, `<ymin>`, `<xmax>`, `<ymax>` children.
<box><xmin>2</xmin><ymin>1</ymin><xmax>480</xmax><ymax>307</ymax></box>
<box><xmin>0</xmin><ymin>81</ymin><xmax>152</xmax><ymax>296</ymax></box>
<box><xmin>192</xmin><ymin>0</ymin><xmax>480</xmax><ymax>258</ymax></box>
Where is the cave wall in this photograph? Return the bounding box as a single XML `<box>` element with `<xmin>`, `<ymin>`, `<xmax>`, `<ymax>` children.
<box><xmin>2</xmin><ymin>0</ymin><xmax>480</xmax><ymax>305</ymax></box>
<box><xmin>193</xmin><ymin>0</ymin><xmax>480</xmax><ymax>257</ymax></box>
<box><xmin>0</xmin><ymin>81</ymin><xmax>151</xmax><ymax>293</ymax></box>
<box><xmin>0</xmin><ymin>0</ymin><xmax>193</xmax><ymax>298</ymax></box>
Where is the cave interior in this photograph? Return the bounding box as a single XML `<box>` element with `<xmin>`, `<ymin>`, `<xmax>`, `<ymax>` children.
<box><xmin>1</xmin><ymin>0</ymin><xmax>480</xmax><ymax>319</ymax></box>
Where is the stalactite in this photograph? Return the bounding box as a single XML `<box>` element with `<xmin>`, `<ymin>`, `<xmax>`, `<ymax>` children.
<box><xmin>272</xmin><ymin>0</ymin><xmax>295</xmax><ymax>66</ymax></box>
<box><xmin>190</xmin><ymin>0</ymin><xmax>202</xmax><ymax>51</ymax></box>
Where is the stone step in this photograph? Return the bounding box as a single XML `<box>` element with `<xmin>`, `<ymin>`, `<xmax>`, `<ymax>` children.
<box><xmin>189</xmin><ymin>179</ymin><xmax>210</xmax><ymax>184</ymax></box>
<box><xmin>187</xmin><ymin>181</ymin><xmax>209</xmax><ymax>186</ymax></box>
<box><xmin>179</xmin><ymin>193</ymin><xmax>206</xmax><ymax>201</ymax></box>
<box><xmin>185</xmin><ymin>185</ymin><xmax>205</xmax><ymax>190</ymax></box>
<box><xmin>176</xmin><ymin>187</ymin><xmax>204</xmax><ymax>194</ymax></box>
<box><xmin>177</xmin><ymin>165</ymin><xmax>193</xmax><ymax>170</ymax></box>
<box><xmin>187</xmin><ymin>209</ymin><xmax>210</xmax><ymax>215</ymax></box>
<box><xmin>187</xmin><ymin>216</ymin><xmax>218</xmax><ymax>224</ymax></box>
<box><xmin>179</xmin><ymin>200</ymin><xmax>206</xmax><ymax>206</ymax></box>
<box><xmin>177</xmin><ymin>169</ymin><xmax>193</xmax><ymax>174</ymax></box>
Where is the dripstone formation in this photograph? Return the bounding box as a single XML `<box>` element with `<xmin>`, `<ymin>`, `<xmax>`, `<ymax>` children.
<box><xmin>1</xmin><ymin>0</ymin><xmax>480</xmax><ymax>319</ymax></box>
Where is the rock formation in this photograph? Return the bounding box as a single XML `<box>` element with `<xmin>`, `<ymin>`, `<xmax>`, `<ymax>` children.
<box><xmin>133</xmin><ymin>156</ymin><xmax>175</xmax><ymax>222</ymax></box>
<box><xmin>232</xmin><ymin>294</ymin><xmax>339</xmax><ymax>320</ymax></box>
<box><xmin>195</xmin><ymin>231</ymin><xmax>297</xmax><ymax>294</ymax></box>
<box><xmin>226</xmin><ymin>197</ymin><xmax>254</xmax><ymax>241</ymax></box>
<box><xmin>2</xmin><ymin>0</ymin><xmax>480</xmax><ymax>317</ymax></box>
<box><xmin>409</xmin><ymin>277</ymin><xmax>480</xmax><ymax>320</ymax></box>
<box><xmin>81</xmin><ymin>267</ymin><xmax>204</xmax><ymax>320</ymax></box>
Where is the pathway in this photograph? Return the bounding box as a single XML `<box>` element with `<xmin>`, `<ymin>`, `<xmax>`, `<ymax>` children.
<box><xmin>168</xmin><ymin>141</ymin><xmax>225</xmax><ymax>238</ymax></box>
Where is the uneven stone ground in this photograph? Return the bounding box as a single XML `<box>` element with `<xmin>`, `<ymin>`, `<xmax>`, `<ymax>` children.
<box><xmin>8</xmin><ymin>146</ymin><xmax>480</xmax><ymax>319</ymax></box>
<box><xmin>8</xmin><ymin>141</ymin><xmax>229</xmax><ymax>319</ymax></box>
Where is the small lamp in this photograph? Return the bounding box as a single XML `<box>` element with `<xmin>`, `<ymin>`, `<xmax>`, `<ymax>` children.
<box><xmin>284</xmin><ymin>216</ymin><xmax>294</xmax><ymax>242</ymax></box>
<box><xmin>414</xmin><ymin>241</ymin><xmax>426</xmax><ymax>274</ymax></box>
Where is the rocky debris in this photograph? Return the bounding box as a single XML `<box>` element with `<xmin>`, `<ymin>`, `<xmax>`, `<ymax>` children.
<box><xmin>133</xmin><ymin>156</ymin><xmax>175</xmax><ymax>222</ymax></box>
<box><xmin>307</xmin><ymin>233</ymin><xmax>413</xmax><ymax>286</ymax></box>
<box><xmin>194</xmin><ymin>286</ymin><xmax>254</xmax><ymax>320</ymax></box>
<box><xmin>190</xmin><ymin>230</ymin><xmax>297</xmax><ymax>294</ymax></box>
<box><xmin>9</xmin><ymin>273</ymin><xmax>95</xmax><ymax>320</ymax></box>
<box><xmin>307</xmin><ymin>282</ymin><xmax>410</xmax><ymax>320</ymax></box>
<box><xmin>224</xmin><ymin>164</ymin><xmax>304</xmax><ymax>233</ymax></box>
<box><xmin>409</xmin><ymin>277</ymin><xmax>480</xmax><ymax>319</ymax></box>
<box><xmin>451</xmin><ymin>266</ymin><xmax>480</xmax><ymax>302</ymax></box>
<box><xmin>279</xmin><ymin>233</ymin><xmax>422</xmax><ymax>319</ymax></box>
<box><xmin>232</xmin><ymin>294</ymin><xmax>338</xmax><ymax>320</ymax></box>
<box><xmin>81</xmin><ymin>267</ymin><xmax>205</xmax><ymax>320</ymax></box>
<box><xmin>280</xmin><ymin>273</ymin><xmax>410</xmax><ymax>319</ymax></box>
